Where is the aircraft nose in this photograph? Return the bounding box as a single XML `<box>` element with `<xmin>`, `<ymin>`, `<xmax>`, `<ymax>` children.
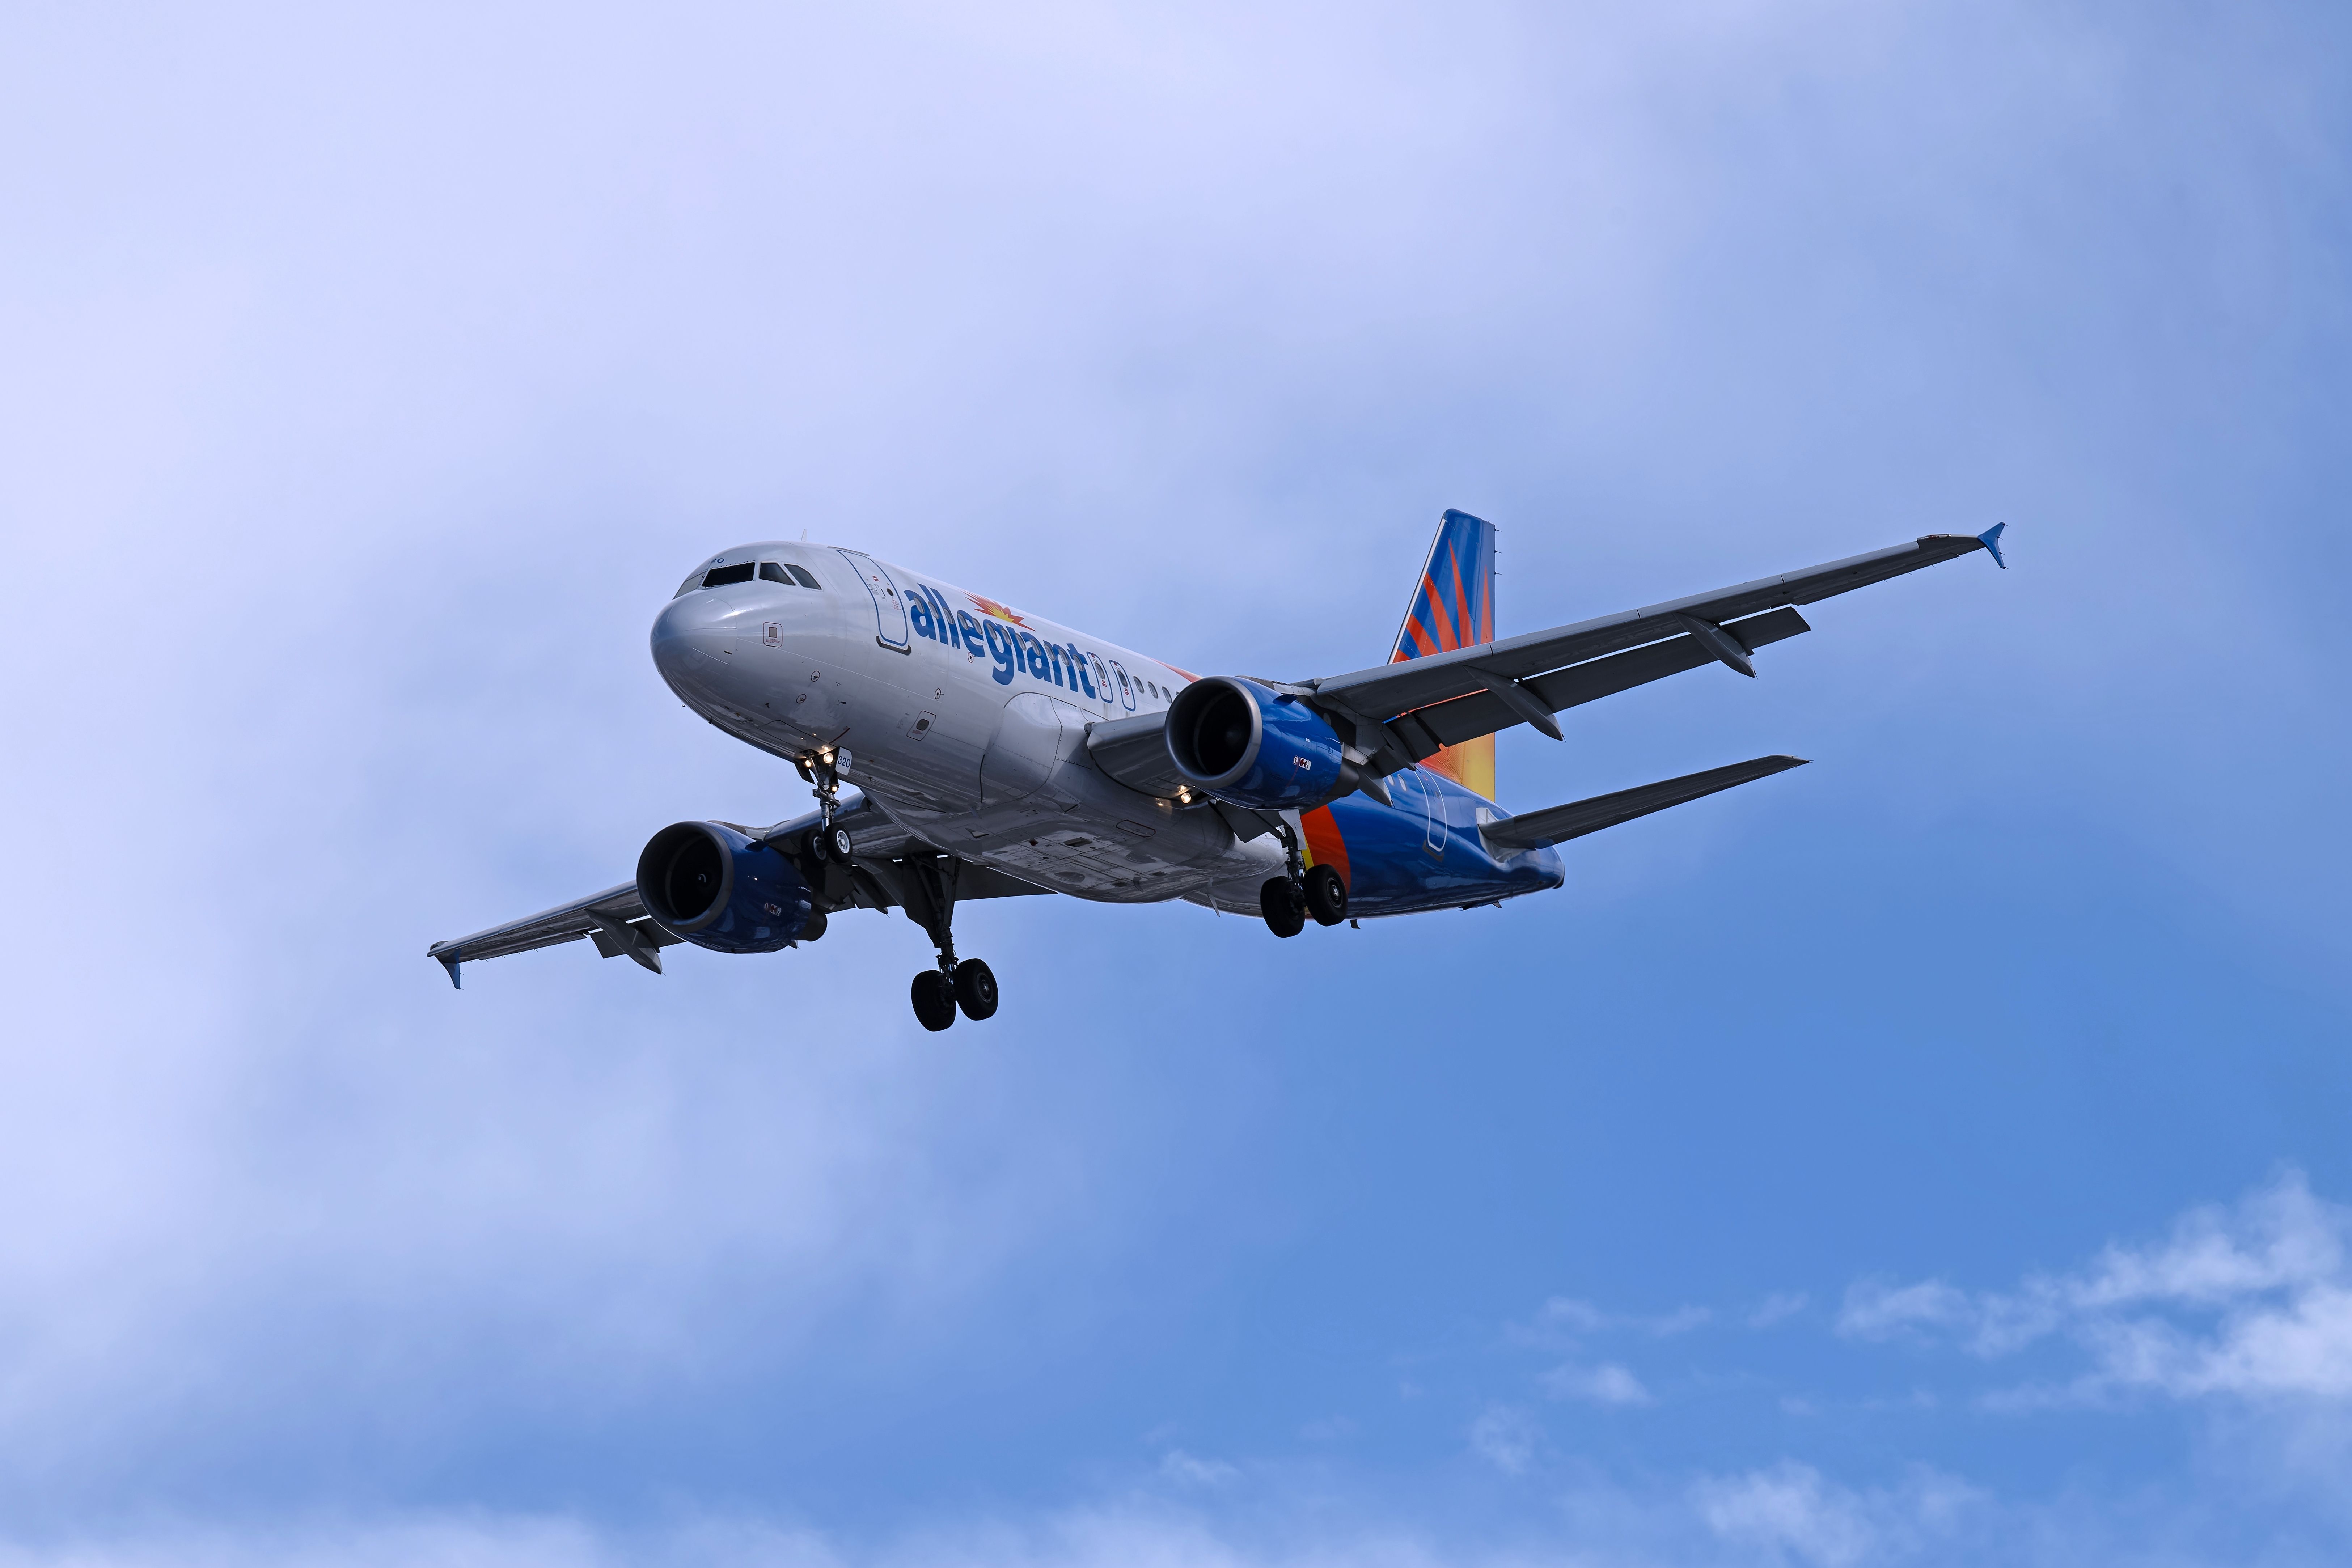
<box><xmin>650</xmin><ymin>592</ymin><xmax>739</xmax><ymax>688</ymax></box>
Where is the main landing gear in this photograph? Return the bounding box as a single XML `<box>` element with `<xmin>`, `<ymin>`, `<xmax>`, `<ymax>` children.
<box><xmin>895</xmin><ymin>853</ymin><xmax>1000</xmax><ymax>1032</ymax></box>
<box><xmin>910</xmin><ymin>959</ymin><xmax>998</xmax><ymax>1032</ymax></box>
<box><xmin>1259</xmin><ymin>823</ymin><xmax>1348</xmax><ymax>939</ymax></box>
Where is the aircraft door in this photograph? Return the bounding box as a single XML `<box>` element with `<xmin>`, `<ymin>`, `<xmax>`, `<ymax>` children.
<box><xmin>1088</xmin><ymin>652</ymin><xmax>1114</xmax><ymax>711</ymax></box>
<box><xmin>1107</xmin><ymin>659</ymin><xmax>1138</xmax><ymax>712</ymax></box>
<box><xmin>834</xmin><ymin>549</ymin><xmax>910</xmax><ymax>650</ymax></box>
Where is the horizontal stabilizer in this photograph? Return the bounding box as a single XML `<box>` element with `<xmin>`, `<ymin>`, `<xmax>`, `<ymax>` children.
<box><xmin>1480</xmin><ymin>755</ymin><xmax>1809</xmax><ymax>854</ymax></box>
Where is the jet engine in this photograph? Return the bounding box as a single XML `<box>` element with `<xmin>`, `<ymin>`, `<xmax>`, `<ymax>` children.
<box><xmin>1166</xmin><ymin>675</ymin><xmax>1350</xmax><ymax>810</ymax></box>
<box><xmin>635</xmin><ymin>821</ymin><xmax>817</xmax><ymax>953</ymax></box>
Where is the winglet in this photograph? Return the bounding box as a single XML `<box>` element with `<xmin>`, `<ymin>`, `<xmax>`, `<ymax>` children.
<box><xmin>436</xmin><ymin>947</ymin><xmax>462</xmax><ymax>990</ymax></box>
<box><xmin>1978</xmin><ymin>522</ymin><xmax>2007</xmax><ymax>569</ymax></box>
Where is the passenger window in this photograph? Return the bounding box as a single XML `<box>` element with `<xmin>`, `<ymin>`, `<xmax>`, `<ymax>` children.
<box><xmin>758</xmin><ymin>562</ymin><xmax>794</xmax><ymax>585</ymax></box>
<box><xmin>788</xmin><ymin>565</ymin><xmax>821</xmax><ymax>589</ymax></box>
<box><xmin>702</xmin><ymin>563</ymin><xmax>756</xmax><ymax>587</ymax></box>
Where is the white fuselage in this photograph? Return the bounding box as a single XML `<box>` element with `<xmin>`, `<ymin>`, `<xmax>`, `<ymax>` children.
<box><xmin>649</xmin><ymin>541</ymin><xmax>1291</xmax><ymax>910</ymax></box>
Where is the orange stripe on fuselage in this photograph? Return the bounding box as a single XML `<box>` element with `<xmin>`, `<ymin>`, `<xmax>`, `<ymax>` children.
<box><xmin>1300</xmin><ymin>805</ymin><xmax>1350</xmax><ymax>885</ymax></box>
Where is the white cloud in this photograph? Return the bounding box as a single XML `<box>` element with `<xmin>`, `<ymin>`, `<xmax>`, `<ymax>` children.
<box><xmin>1838</xmin><ymin>1171</ymin><xmax>2352</xmax><ymax>1403</ymax></box>
<box><xmin>1694</xmin><ymin>1463</ymin><xmax>1877</xmax><ymax>1568</ymax></box>
<box><xmin>1693</xmin><ymin>1463</ymin><xmax>1981</xmax><ymax>1568</ymax></box>
<box><xmin>1467</xmin><ymin>1404</ymin><xmax>1541</xmax><ymax>1476</ymax></box>
<box><xmin>1649</xmin><ymin>1306</ymin><xmax>1713</xmax><ymax>1338</ymax></box>
<box><xmin>1159</xmin><ymin>1450</ymin><xmax>1241</xmax><ymax>1488</ymax></box>
<box><xmin>1538</xmin><ymin>1362</ymin><xmax>1654</xmax><ymax>1407</ymax></box>
<box><xmin>1836</xmin><ymin>1280</ymin><xmax>1976</xmax><ymax>1342</ymax></box>
<box><xmin>1520</xmin><ymin>1296</ymin><xmax>1710</xmax><ymax>1345</ymax></box>
<box><xmin>1532</xmin><ymin>1296</ymin><xmax>1611</xmax><ymax>1335</ymax></box>
<box><xmin>1750</xmin><ymin>1292</ymin><xmax>1811</xmax><ymax>1328</ymax></box>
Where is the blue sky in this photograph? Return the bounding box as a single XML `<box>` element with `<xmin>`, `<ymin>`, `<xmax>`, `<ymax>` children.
<box><xmin>3</xmin><ymin>2</ymin><xmax>2350</xmax><ymax>1563</ymax></box>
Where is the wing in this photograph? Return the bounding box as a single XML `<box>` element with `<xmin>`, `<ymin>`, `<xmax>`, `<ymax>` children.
<box><xmin>1084</xmin><ymin>711</ymin><xmax>1188</xmax><ymax>799</ymax></box>
<box><xmin>426</xmin><ymin>881</ymin><xmax>681</xmax><ymax>986</ymax></box>
<box><xmin>426</xmin><ymin>791</ymin><xmax>1050</xmax><ymax>987</ymax></box>
<box><xmin>1310</xmin><ymin>526</ymin><xmax>2004</xmax><ymax>774</ymax></box>
<box><xmin>1480</xmin><ymin>755</ymin><xmax>1807</xmax><ymax>854</ymax></box>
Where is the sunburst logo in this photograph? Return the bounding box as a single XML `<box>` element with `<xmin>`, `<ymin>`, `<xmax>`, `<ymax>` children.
<box><xmin>963</xmin><ymin>592</ymin><xmax>1029</xmax><ymax>626</ymax></box>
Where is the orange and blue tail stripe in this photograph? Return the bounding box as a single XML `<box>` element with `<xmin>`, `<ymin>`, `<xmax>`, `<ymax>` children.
<box><xmin>1389</xmin><ymin>508</ymin><xmax>1497</xmax><ymax>799</ymax></box>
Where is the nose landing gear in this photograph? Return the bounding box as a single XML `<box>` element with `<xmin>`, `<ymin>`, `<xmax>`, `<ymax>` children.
<box><xmin>794</xmin><ymin>747</ymin><xmax>853</xmax><ymax>832</ymax></box>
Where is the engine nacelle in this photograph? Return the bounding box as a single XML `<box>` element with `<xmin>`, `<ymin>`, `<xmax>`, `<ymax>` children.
<box><xmin>1166</xmin><ymin>675</ymin><xmax>1347</xmax><ymax>810</ymax></box>
<box><xmin>635</xmin><ymin>821</ymin><xmax>817</xmax><ymax>954</ymax></box>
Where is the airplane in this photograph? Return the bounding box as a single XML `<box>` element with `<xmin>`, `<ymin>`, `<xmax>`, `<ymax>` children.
<box><xmin>429</xmin><ymin>510</ymin><xmax>2006</xmax><ymax>1029</ymax></box>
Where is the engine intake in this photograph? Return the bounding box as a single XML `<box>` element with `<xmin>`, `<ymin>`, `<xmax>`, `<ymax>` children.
<box><xmin>636</xmin><ymin>821</ymin><xmax>816</xmax><ymax>954</ymax></box>
<box><xmin>1166</xmin><ymin>676</ymin><xmax>1347</xmax><ymax>810</ymax></box>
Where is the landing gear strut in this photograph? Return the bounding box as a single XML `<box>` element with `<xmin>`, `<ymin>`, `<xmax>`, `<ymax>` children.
<box><xmin>795</xmin><ymin>748</ymin><xmax>849</xmax><ymax>831</ymax></box>
<box><xmin>897</xmin><ymin>853</ymin><xmax>999</xmax><ymax>1031</ymax></box>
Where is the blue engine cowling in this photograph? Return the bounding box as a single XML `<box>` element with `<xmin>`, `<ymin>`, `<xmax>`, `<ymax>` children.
<box><xmin>1166</xmin><ymin>675</ymin><xmax>1347</xmax><ymax>809</ymax></box>
<box><xmin>635</xmin><ymin>821</ymin><xmax>816</xmax><ymax>953</ymax></box>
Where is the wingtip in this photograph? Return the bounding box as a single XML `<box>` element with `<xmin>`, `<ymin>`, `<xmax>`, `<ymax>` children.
<box><xmin>1978</xmin><ymin>522</ymin><xmax>2007</xmax><ymax>569</ymax></box>
<box><xmin>433</xmin><ymin>948</ymin><xmax>462</xmax><ymax>990</ymax></box>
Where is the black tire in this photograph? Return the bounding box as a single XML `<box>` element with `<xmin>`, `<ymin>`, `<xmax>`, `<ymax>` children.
<box><xmin>798</xmin><ymin>908</ymin><xmax>828</xmax><ymax>943</ymax></box>
<box><xmin>826</xmin><ymin>825</ymin><xmax>854</xmax><ymax>862</ymax></box>
<box><xmin>1303</xmin><ymin>864</ymin><xmax>1348</xmax><ymax>926</ymax></box>
<box><xmin>807</xmin><ymin>827</ymin><xmax>830</xmax><ymax>863</ymax></box>
<box><xmin>954</xmin><ymin>958</ymin><xmax>1000</xmax><ymax>1021</ymax></box>
<box><xmin>1260</xmin><ymin>877</ymin><xmax>1306</xmax><ymax>938</ymax></box>
<box><xmin>911</xmin><ymin>970</ymin><xmax>956</xmax><ymax>1031</ymax></box>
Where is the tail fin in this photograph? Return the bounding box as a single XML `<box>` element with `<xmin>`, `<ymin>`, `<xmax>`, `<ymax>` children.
<box><xmin>1389</xmin><ymin>508</ymin><xmax>1497</xmax><ymax>798</ymax></box>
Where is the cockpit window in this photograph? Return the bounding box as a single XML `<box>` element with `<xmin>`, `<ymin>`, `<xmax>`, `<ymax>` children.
<box><xmin>701</xmin><ymin>563</ymin><xmax>756</xmax><ymax>587</ymax></box>
<box><xmin>758</xmin><ymin>562</ymin><xmax>792</xmax><ymax>585</ymax></box>
<box><xmin>787</xmin><ymin>564</ymin><xmax>821</xmax><ymax>589</ymax></box>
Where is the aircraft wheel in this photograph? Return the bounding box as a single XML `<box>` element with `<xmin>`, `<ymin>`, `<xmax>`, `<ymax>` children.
<box><xmin>799</xmin><ymin>908</ymin><xmax>829</xmax><ymax>943</ymax></box>
<box><xmin>954</xmin><ymin>958</ymin><xmax>999</xmax><ymax>1021</ymax></box>
<box><xmin>911</xmin><ymin>970</ymin><xmax>957</xmax><ymax>1031</ymax></box>
<box><xmin>1260</xmin><ymin>877</ymin><xmax>1306</xmax><ymax>938</ymax></box>
<box><xmin>1303</xmin><ymin>865</ymin><xmax>1348</xmax><ymax>926</ymax></box>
